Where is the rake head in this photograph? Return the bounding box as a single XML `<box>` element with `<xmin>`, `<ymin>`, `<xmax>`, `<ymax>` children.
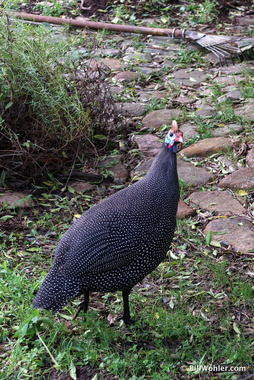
<box><xmin>174</xmin><ymin>29</ymin><xmax>254</xmax><ymax>65</ymax></box>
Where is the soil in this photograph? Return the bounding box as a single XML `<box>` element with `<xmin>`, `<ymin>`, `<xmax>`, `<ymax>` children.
<box><xmin>51</xmin><ymin>367</ymin><xmax>117</xmax><ymax>380</ymax></box>
<box><xmin>80</xmin><ymin>0</ymin><xmax>254</xmax><ymax>21</ymax></box>
<box><xmin>18</xmin><ymin>0</ymin><xmax>254</xmax><ymax>24</ymax></box>
<box><xmin>79</xmin><ymin>0</ymin><xmax>109</xmax><ymax>17</ymax></box>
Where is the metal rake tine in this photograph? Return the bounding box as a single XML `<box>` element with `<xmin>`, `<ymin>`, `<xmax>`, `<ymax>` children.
<box><xmin>205</xmin><ymin>46</ymin><xmax>222</xmax><ymax>61</ymax></box>
<box><xmin>219</xmin><ymin>43</ymin><xmax>241</xmax><ymax>53</ymax></box>
<box><xmin>213</xmin><ymin>44</ymin><xmax>243</xmax><ymax>64</ymax></box>
<box><xmin>209</xmin><ymin>44</ymin><xmax>237</xmax><ymax>61</ymax></box>
<box><xmin>206</xmin><ymin>45</ymin><xmax>228</xmax><ymax>58</ymax></box>
<box><xmin>205</xmin><ymin>46</ymin><xmax>225</xmax><ymax>66</ymax></box>
<box><xmin>205</xmin><ymin>45</ymin><xmax>232</xmax><ymax>66</ymax></box>
<box><xmin>211</xmin><ymin>45</ymin><xmax>233</xmax><ymax>57</ymax></box>
<box><xmin>217</xmin><ymin>45</ymin><xmax>244</xmax><ymax>64</ymax></box>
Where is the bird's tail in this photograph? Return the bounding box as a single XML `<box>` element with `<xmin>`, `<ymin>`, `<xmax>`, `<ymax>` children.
<box><xmin>33</xmin><ymin>267</ymin><xmax>82</xmax><ymax>312</ymax></box>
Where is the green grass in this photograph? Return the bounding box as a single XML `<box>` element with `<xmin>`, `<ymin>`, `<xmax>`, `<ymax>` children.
<box><xmin>34</xmin><ymin>0</ymin><xmax>65</xmax><ymax>17</ymax></box>
<box><xmin>179</xmin><ymin>0</ymin><xmax>219</xmax><ymax>25</ymax></box>
<box><xmin>1</xmin><ymin>194</ymin><xmax>254</xmax><ymax>379</ymax></box>
<box><xmin>238</xmin><ymin>70</ymin><xmax>254</xmax><ymax>99</ymax></box>
<box><xmin>171</xmin><ymin>47</ymin><xmax>204</xmax><ymax>67</ymax></box>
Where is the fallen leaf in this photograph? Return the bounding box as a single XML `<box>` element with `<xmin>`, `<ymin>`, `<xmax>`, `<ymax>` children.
<box><xmin>107</xmin><ymin>313</ymin><xmax>115</xmax><ymax>325</ymax></box>
<box><xmin>237</xmin><ymin>190</ymin><xmax>248</xmax><ymax>196</ymax></box>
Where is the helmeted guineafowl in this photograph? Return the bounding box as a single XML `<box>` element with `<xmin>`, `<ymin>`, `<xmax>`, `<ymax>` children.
<box><xmin>33</xmin><ymin>120</ymin><xmax>183</xmax><ymax>324</ymax></box>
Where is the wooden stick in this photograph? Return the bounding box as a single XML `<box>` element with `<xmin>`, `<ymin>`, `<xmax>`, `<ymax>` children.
<box><xmin>5</xmin><ymin>11</ymin><xmax>185</xmax><ymax>37</ymax></box>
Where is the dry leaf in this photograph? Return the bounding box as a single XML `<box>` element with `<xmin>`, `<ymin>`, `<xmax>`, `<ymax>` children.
<box><xmin>107</xmin><ymin>313</ymin><xmax>115</xmax><ymax>325</ymax></box>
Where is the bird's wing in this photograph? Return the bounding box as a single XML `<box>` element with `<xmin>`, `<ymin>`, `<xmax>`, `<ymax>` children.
<box><xmin>55</xmin><ymin>211</ymin><xmax>149</xmax><ymax>276</ymax></box>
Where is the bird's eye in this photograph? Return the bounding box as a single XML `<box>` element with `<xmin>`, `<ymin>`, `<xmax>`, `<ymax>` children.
<box><xmin>169</xmin><ymin>132</ymin><xmax>174</xmax><ymax>137</ymax></box>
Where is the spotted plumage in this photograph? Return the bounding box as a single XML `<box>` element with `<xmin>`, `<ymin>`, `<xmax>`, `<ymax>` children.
<box><xmin>33</xmin><ymin>120</ymin><xmax>183</xmax><ymax>324</ymax></box>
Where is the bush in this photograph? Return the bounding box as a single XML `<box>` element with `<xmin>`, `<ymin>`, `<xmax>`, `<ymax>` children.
<box><xmin>0</xmin><ymin>16</ymin><xmax>119</xmax><ymax>185</ymax></box>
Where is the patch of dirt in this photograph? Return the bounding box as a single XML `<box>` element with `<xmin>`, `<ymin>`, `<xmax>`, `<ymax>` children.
<box><xmin>79</xmin><ymin>0</ymin><xmax>110</xmax><ymax>17</ymax></box>
<box><xmin>51</xmin><ymin>367</ymin><xmax>117</xmax><ymax>380</ymax></box>
<box><xmin>79</xmin><ymin>0</ymin><xmax>254</xmax><ymax>23</ymax></box>
<box><xmin>18</xmin><ymin>0</ymin><xmax>254</xmax><ymax>25</ymax></box>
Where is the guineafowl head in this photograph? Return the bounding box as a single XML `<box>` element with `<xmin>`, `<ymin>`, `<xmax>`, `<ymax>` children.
<box><xmin>164</xmin><ymin>120</ymin><xmax>183</xmax><ymax>153</ymax></box>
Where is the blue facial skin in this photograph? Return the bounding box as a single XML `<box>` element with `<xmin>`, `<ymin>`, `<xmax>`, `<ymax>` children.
<box><xmin>165</xmin><ymin>131</ymin><xmax>178</xmax><ymax>153</ymax></box>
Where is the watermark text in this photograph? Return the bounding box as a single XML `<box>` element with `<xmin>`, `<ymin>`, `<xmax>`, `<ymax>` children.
<box><xmin>182</xmin><ymin>364</ymin><xmax>248</xmax><ymax>373</ymax></box>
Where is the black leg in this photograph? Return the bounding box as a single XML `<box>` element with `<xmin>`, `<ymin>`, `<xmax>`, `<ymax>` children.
<box><xmin>73</xmin><ymin>290</ymin><xmax>89</xmax><ymax>320</ymax></box>
<box><xmin>122</xmin><ymin>289</ymin><xmax>135</xmax><ymax>325</ymax></box>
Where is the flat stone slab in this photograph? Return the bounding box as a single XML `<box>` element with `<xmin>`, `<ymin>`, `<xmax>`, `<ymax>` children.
<box><xmin>177</xmin><ymin>159</ymin><xmax>213</xmax><ymax>186</ymax></box>
<box><xmin>70</xmin><ymin>182</ymin><xmax>94</xmax><ymax>192</ymax></box>
<box><xmin>246</xmin><ymin>146</ymin><xmax>254</xmax><ymax>167</ymax></box>
<box><xmin>0</xmin><ymin>192</ymin><xmax>34</xmax><ymax>208</ymax></box>
<box><xmin>179</xmin><ymin>122</ymin><xmax>199</xmax><ymax>140</ymax></box>
<box><xmin>100</xmin><ymin>155</ymin><xmax>129</xmax><ymax>182</ymax></box>
<box><xmin>131</xmin><ymin>158</ymin><xmax>153</xmax><ymax>178</ymax></box>
<box><xmin>123</xmin><ymin>49</ymin><xmax>152</xmax><ymax>63</ymax></box>
<box><xmin>214</xmin><ymin>76</ymin><xmax>245</xmax><ymax>85</ymax></box>
<box><xmin>195</xmin><ymin>104</ymin><xmax>217</xmax><ymax>118</ymax></box>
<box><xmin>204</xmin><ymin>217</ymin><xmax>254</xmax><ymax>254</ymax></box>
<box><xmin>113</xmin><ymin>71</ymin><xmax>138</xmax><ymax>82</ymax></box>
<box><xmin>218</xmin><ymin>167</ymin><xmax>254</xmax><ymax>190</ymax></box>
<box><xmin>100</xmin><ymin>58</ymin><xmax>123</xmax><ymax>70</ymax></box>
<box><xmin>180</xmin><ymin>137</ymin><xmax>237</xmax><ymax>158</ymax></box>
<box><xmin>210</xmin><ymin>62</ymin><xmax>252</xmax><ymax>75</ymax></box>
<box><xmin>175</xmin><ymin>96</ymin><xmax>196</xmax><ymax>105</ymax></box>
<box><xmin>234</xmin><ymin>100</ymin><xmax>254</xmax><ymax>121</ymax></box>
<box><xmin>138</xmin><ymin>90</ymin><xmax>168</xmax><ymax>102</ymax></box>
<box><xmin>222</xmin><ymin>89</ymin><xmax>242</xmax><ymax>102</ymax></box>
<box><xmin>177</xmin><ymin>199</ymin><xmax>196</xmax><ymax>219</ymax></box>
<box><xmin>89</xmin><ymin>58</ymin><xmax>122</xmax><ymax>71</ymax></box>
<box><xmin>188</xmin><ymin>190</ymin><xmax>246</xmax><ymax>216</ymax></box>
<box><xmin>134</xmin><ymin>134</ymin><xmax>162</xmax><ymax>157</ymax></box>
<box><xmin>142</xmin><ymin>109</ymin><xmax>182</xmax><ymax>129</ymax></box>
<box><xmin>115</xmin><ymin>102</ymin><xmax>146</xmax><ymax>117</ymax></box>
<box><xmin>212</xmin><ymin>123</ymin><xmax>244</xmax><ymax>137</ymax></box>
<box><xmin>172</xmin><ymin>68</ymin><xmax>208</xmax><ymax>86</ymax></box>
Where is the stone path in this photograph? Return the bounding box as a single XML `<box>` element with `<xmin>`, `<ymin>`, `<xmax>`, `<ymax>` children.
<box><xmin>1</xmin><ymin>27</ymin><xmax>254</xmax><ymax>254</ymax></box>
<box><xmin>97</xmin><ymin>33</ymin><xmax>254</xmax><ymax>254</ymax></box>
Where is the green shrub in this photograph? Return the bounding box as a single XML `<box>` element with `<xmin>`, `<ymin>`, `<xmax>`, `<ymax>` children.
<box><xmin>0</xmin><ymin>16</ymin><xmax>119</xmax><ymax>185</ymax></box>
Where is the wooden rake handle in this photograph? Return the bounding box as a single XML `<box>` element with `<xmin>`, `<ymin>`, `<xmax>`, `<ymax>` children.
<box><xmin>5</xmin><ymin>11</ymin><xmax>187</xmax><ymax>38</ymax></box>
